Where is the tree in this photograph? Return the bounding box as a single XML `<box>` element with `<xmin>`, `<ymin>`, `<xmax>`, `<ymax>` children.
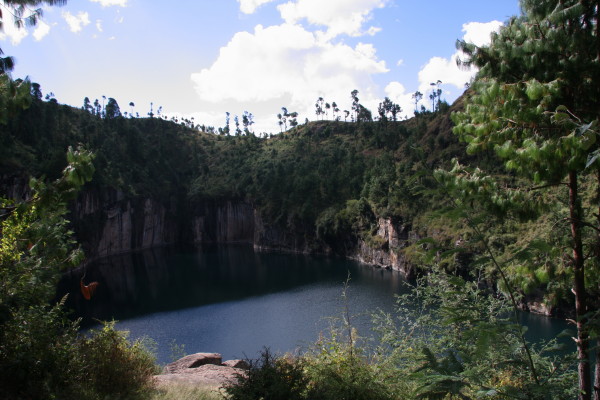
<box><xmin>356</xmin><ymin>104</ymin><xmax>372</xmax><ymax>123</ymax></box>
<box><xmin>378</xmin><ymin>98</ymin><xmax>389</xmax><ymax>122</ymax></box>
<box><xmin>280</xmin><ymin>107</ymin><xmax>288</xmax><ymax>131</ymax></box>
<box><xmin>288</xmin><ymin>111</ymin><xmax>298</xmax><ymax>128</ymax></box>
<box><xmin>129</xmin><ymin>101</ymin><xmax>135</xmax><ymax>117</ymax></box>
<box><xmin>242</xmin><ymin>111</ymin><xmax>254</xmax><ymax>135</ymax></box>
<box><xmin>452</xmin><ymin>2</ymin><xmax>600</xmax><ymax>398</ymax></box>
<box><xmin>82</xmin><ymin>97</ymin><xmax>92</xmax><ymax>113</ymax></box>
<box><xmin>429</xmin><ymin>80</ymin><xmax>442</xmax><ymax>112</ymax></box>
<box><xmin>332</xmin><ymin>101</ymin><xmax>339</xmax><ymax>121</ymax></box>
<box><xmin>350</xmin><ymin>90</ymin><xmax>360</xmax><ymax>122</ymax></box>
<box><xmin>30</xmin><ymin>82</ymin><xmax>42</xmax><ymax>100</ymax></box>
<box><xmin>315</xmin><ymin>97</ymin><xmax>325</xmax><ymax>120</ymax></box>
<box><xmin>0</xmin><ymin>146</ymin><xmax>94</xmax><ymax>398</ymax></box>
<box><xmin>234</xmin><ymin>115</ymin><xmax>241</xmax><ymax>135</ymax></box>
<box><xmin>412</xmin><ymin>91</ymin><xmax>422</xmax><ymax>113</ymax></box>
<box><xmin>278</xmin><ymin>107</ymin><xmax>297</xmax><ymax>131</ymax></box>
<box><xmin>224</xmin><ymin>111</ymin><xmax>230</xmax><ymax>135</ymax></box>
<box><xmin>147</xmin><ymin>102</ymin><xmax>154</xmax><ymax>118</ymax></box>
<box><xmin>105</xmin><ymin>97</ymin><xmax>121</xmax><ymax>119</ymax></box>
<box><xmin>277</xmin><ymin>113</ymin><xmax>283</xmax><ymax>133</ymax></box>
<box><xmin>378</xmin><ymin>97</ymin><xmax>402</xmax><ymax>122</ymax></box>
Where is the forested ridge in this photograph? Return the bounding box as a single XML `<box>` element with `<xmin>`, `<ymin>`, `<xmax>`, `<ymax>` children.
<box><xmin>1</xmin><ymin>91</ymin><xmax>486</xmax><ymax>256</ymax></box>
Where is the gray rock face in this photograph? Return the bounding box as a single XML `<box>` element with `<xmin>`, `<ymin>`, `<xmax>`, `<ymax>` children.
<box><xmin>163</xmin><ymin>352</ymin><xmax>223</xmax><ymax>374</ymax></box>
<box><xmin>191</xmin><ymin>201</ymin><xmax>255</xmax><ymax>244</ymax></box>
<box><xmin>351</xmin><ymin>217</ymin><xmax>415</xmax><ymax>278</ymax></box>
<box><xmin>155</xmin><ymin>364</ymin><xmax>244</xmax><ymax>388</ymax></box>
<box><xmin>72</xmin><ymin>189</ymin><xmax>178</xmax><ymax>259</ymax></box>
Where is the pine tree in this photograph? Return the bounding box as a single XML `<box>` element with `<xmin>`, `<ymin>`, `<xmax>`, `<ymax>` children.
<box><xmin>453</xmin><ymin>2</ymin><xmax>600</xmax><ymax>398</ymax></box>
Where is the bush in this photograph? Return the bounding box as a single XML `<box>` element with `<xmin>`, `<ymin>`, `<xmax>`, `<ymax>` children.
<box><xmin>0</xmin><ymin>302</ymin><xmax>87</xmax><ymax>400</ymax></box>
<box><xmin>0</xmin><ymin>310</ymin><xmax>158</xmax><ymax>400</ymax></box>
<box><xmin>223</xmin><ymin>347</ymin><xmax>309</xmax><ymax>400</ymax></box>
<box><xmin>78</xmin><ymin>321</ymin><xmax>159</xmax><ymax>400</ymax></box>
<box><xmin>303</xmin><ymin>328</ymin><xmax>393</xmax><ymax>400</ymax></box>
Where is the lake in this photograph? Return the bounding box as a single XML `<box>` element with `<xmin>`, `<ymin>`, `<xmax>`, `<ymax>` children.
<box><xmin>59</xmin><ymin>244</ymin><xmax>570</xmax><ymax>365</ymax></box>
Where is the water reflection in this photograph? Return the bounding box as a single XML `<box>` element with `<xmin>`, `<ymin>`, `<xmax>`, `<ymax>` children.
<box><xmin>58</xmin><ymin>245</ymin><xmax>570</xmax><ymax>364</ymax></box>
<box><xmin>58</xmin><ymin>244</ymin><xmax>407</xmax><ymax>328</ymax></box>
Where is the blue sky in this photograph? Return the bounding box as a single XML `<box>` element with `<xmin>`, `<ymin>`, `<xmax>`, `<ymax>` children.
<box><xmin>1</xmin><ymin>0</ymin><xmax>520</xmax><ymax>133</ymax></box>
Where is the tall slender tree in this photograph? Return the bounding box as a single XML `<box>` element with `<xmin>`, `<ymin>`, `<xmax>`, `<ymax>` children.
<box><xmin>453</xmin><ymin>2</ymin><xmax>600</xmax><ymax>398</ymax></box>
<box><xmin>350</xmin><ymin>90</ymin><xmax>360</xmax><ymax>122</ymax></box>
<box><xmin>412</xmin><ymin>91</ymin><xmax>422</xmax><ymax>113</ymax></box>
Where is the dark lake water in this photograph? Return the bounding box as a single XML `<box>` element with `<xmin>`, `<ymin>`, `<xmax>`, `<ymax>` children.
<box><xmin>59</xmin><ymin>245</ymin><xmax>571</xmax><ymax>365</ymax></box>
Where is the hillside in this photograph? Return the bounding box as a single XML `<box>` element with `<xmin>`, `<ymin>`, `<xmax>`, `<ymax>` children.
<box><xmin>5</xmin><ymin>93</ymin><xmax>579</xmax><ymax>315</ymax></box>
<box><xmin>0</xmin><ymin>95</ymin><xmax>477</xmax><ymax>260</ymax></box>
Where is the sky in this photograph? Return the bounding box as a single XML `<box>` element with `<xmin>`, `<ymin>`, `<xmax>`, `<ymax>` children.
<box><xmin>0</xmin><ymin>0</ymin><xmax>520</xmax><ymax>134</ymax></box>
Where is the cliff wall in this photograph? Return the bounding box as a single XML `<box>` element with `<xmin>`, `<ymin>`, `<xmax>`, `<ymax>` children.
<box><xmin>69</xmin><ymin>190</ymin><xmax>415</xmax><ymax>276</ymax></box>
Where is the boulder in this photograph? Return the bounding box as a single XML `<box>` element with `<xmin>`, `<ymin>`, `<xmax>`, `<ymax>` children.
<box><xmin>154</xmin><ymin>364</ymin><xmax>245</xmax><ymax>389</ymax></box>
<box><xmin>222</xmin><ymin>359</ymin><xmax>250</xmax><ymax>370</ymax></box>
<box><xmin>163</xmin><ymin>352</ymin><xmax>222</xmax><ymax>374</ymax></box>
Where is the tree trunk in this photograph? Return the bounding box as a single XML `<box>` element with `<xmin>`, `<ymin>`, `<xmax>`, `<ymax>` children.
<box><xmin>569</xmin><ymin>170</ymin><xmax>591</xmax><ymax>400</ymax></box>
<box><xmin>594</xmin><ymin>170</ymin><xmax>600</xmax><ymax>400</ymax></box>
<box><xmin>595</xmin><ymin>342</ymin><xmax>600</xmax><ymax>400</ymax></box>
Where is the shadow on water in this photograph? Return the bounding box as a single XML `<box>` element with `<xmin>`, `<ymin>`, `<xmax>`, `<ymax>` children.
<box><xmin>58</xmin><ymin>244</ymin><xmax>407</xmax><ymax>327</ymax></box>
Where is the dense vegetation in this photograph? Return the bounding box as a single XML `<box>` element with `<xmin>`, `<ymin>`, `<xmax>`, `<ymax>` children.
<box><xmin>3</xmin><ymin>0</ymin><xmax>600</xmax><ymax>398</ymax></box>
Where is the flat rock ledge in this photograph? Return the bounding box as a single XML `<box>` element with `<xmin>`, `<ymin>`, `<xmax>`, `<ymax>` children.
<box><xmin>154</xmin><ymin>352</ymin><xmax>248</xmax><ymax>389</ymax></box>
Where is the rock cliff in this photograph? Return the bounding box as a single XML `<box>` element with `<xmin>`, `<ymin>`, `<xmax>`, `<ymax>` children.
<box><xmin>1</xmin><ymin>176</ymin><xmax>418</xmax><ymax>277</ymax></box>
<box><xmin>350</xmin><ymin>217</ymin><xmax>415</xmax><ymax>278</ymax></box>
<box><xmin>72</xmin><ymin>191</ymin><xmax>417</xmax><ymax>277</ymax></box>
<box><xmin>72</xmin><ymin>189</ymin><xmax>178</xmax><ymax>259</ymax></box>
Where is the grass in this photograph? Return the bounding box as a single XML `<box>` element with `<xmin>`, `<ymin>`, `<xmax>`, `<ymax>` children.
<box><xmin>150</xmin><ymin>382</ymin><xmax>223</xmax><ymax>400</ymax></box>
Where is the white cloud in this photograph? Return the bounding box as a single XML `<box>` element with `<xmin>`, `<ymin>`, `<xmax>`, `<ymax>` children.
<box><xmin>366</xmin><ymin>26</ymin><xmax>381</xmax><ymax>36</ymax></box>
<box><xmin>96</xmin><ymin>19</ymin><xmax>103</xmax><ymax>32</ymax></box>
<box><xmin>418</xmin><ymin>55</ymin><xmax>473</xmax><ymax>93</ymax></box>
<box><xmin>190</xmin><ymin>22</ymin><xmax>388</xmax><ymax>132</ymax></box>
<box><xmin>462</xmin><ymin>21</ymin><xmax>503</xmax><ymax>47</ymax></box>
<box><xmin>63</xmin><ymin>11</ymin><xmax>91</xmax><ymax>33</ymax></box>
<box><xmin>417</xmin><ymin>20</ymin><xmax>503</xmax><ymax>99</ymax></box>
<box><xmin>238</xmin><ymin>0</ymin><xmax>278</xmax><ymax>14</ymax></box>
<box><xmin>277</xmin><ymin>0</ymin><xmax>390</xmax><ymax>38</ymax></box>
<box><xmin>0</xmin><ymin>19</ymin><xmax>29</xmax><ymax>45</ymax></box>
<box><xmin>396</xmin><ymin>59</ymin><xmax>404</xmax><ymax>67</ymax></box>
<box><xmin>89</xmin><ymin>0</ymin><xmax>128</xmax><ymax>7</ymax></box>
<box><xmin>32</xmin><ymin>21</ymin><xmax>51</xmax><ymax>41</ymax></box>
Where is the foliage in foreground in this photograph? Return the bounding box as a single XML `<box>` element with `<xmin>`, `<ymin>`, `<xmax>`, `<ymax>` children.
<box><xmin>0</xmin><ymin>148</ymin><xmax>157</xmax><ymax>399</ymax></box>
<box><xmin>224</xmin><ymin>273</ymin><xmax>577</xmax><ymax>400</ymax></box>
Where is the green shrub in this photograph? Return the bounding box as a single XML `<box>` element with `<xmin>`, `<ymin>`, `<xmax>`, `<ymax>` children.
<box><xmin>303</xmin><ymin>329</ymin><xmax>393</xmax><ymax>400</ymax></box>
<box><xmin>0</xmin><ymin>302</ymin><xmax>87</xmax><ymax>400</ymax></box>
<box><xmin>78</xmin><ymin>321</ymin><xmax>158</xmax><ymax>400</ymax></box>
<box><xmin>223</xmin><ymin>347</ymin><xmax>309</xmax><ymax>400</ymax></box>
